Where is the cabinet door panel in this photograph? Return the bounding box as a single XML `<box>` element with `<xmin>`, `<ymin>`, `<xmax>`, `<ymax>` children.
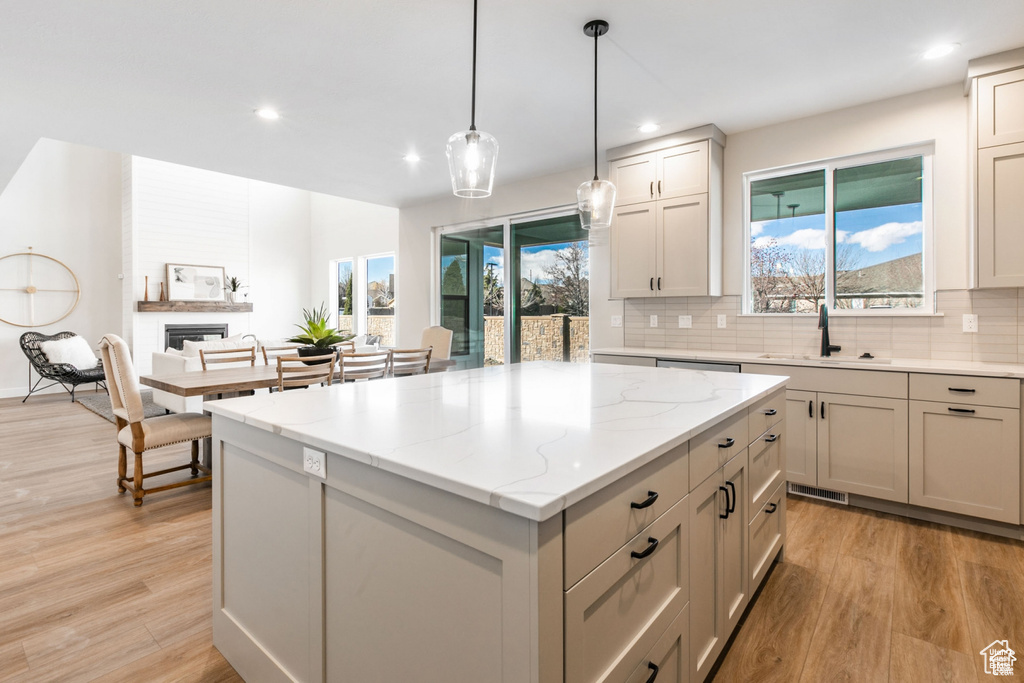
<box><xmin>625</xmin><ymin>604</ymin><xmax>689</xmax><ymax>683</ymax></box>
<box><xmin>909</xmin><ymin>401</ymin><xmax>1020</xmax><ymax>524</ymax></box>
<box><xmin>609</xmin><ymin>153</ymin><xmax>657</xmax><ymax>206</ymax></box>
<box><xmin>658</xmin><ymin>141</ymin><xmax>708</xmax><ymax>199</ymax></box>
<box><xmin>978</xmin><ymin>143</ymin><xmax>1024</xmax><ymax>288</ymax></box>
<box><xmin>978</xmin><ymin>68</ymin><xmax>1024</xmax><ymax>148</ymax></box>
<box><xmin>749</xmin><ymin>430</ymin><xmax>784</xmax><ymax>521</ymax></box>
<box><xmin>611</xmin><ymin>204</ymin><xmax>657</xmax><ymax>298</ymax></box>
<box><xmin>785</xmin><ymin>390</ymin><xmax>818</xmax><ymax>486</ymax></box>
<box><xmin>689</xmin><ymin>471</ymin><xmax>724</xmax><ymax>682</ymax></box>
<box><xmin>749</xmin><ymin>482</ymin><xmax>786</xmax><ymax>590</ymax></box>
<box><xmin>658</xmin><ymin>194</ymin><xmax>709</xmax><ymax>297</ymax></box>
<box><xmin>817</xmin><ymin>393</ymin><xmax>909</xmax><ymax>502</ymax></box>
<box><xmin>722</xmin><ymin>451</ymin><xmax>748</xmax><ymax>634</ymax></box>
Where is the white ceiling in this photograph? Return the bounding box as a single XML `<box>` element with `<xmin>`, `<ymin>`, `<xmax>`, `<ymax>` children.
<box><xmin>2</xmin><ymin>1</ymin><xmax>1023</xmax><ymax>208</ymax></box>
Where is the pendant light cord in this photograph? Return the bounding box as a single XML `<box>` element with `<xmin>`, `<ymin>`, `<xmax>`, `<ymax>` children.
<box><xmin>470</xmin><ymin>0</ymin><xmax>478</xmax><ymax>131</ymax></box>
<box><xmin>592</xmin><ymin>27</ymin><xmax>599</xmax><ymax>181</ymax></box>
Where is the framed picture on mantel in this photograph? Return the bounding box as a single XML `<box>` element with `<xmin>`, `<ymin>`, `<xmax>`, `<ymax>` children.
<box><xmin>166</xmin><ymin>264</ymin><xmax>226</xmax><ymax>302</ymax></box>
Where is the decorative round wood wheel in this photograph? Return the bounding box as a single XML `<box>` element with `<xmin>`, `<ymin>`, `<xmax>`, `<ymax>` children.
<box><xmin>0</xmin><ymin>248</ymin><xmax>81</xmax><ymax>327</ymax></box>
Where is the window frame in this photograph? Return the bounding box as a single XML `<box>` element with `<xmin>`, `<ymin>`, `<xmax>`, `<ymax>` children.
<box><xmin>333</xmin><ymin>258</ymin><xmax>355</xmax><ymax>335</ymax></box>
<box><xmin>362</xmin><ymin>251</ymin><xmax>397</xmax><ymax>345</ymax></box>
<box><xmin>742</xmin><ymin>143</ymin><xmax>935</xmax><ymax>316</ymax></box>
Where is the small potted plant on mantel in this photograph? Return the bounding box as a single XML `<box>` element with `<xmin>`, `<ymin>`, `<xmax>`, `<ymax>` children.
<box><xmin>225</xmin><ymin>276</ymin><xmax>246</xmax><ymax>303</ymax></box>
<box><xmin>289</xmin><ymin>303</ymin><xmax>352</xmax><ymax>363</ymax></box>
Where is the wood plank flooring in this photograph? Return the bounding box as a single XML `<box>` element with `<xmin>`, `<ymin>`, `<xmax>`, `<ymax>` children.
<box><xmin>7</xmin><ymin>392</ymin><xmax>1024</xmax><ymax>682</ymax></box>
<box><xmin>0</xmin><ymin>391</ymin><xmax>240</xmax><ymax>682</ymax></box>
<box><xmin>715</xmin><ymin>495</ymin><xmax>1024</xmax><ymax>682</ymax></box>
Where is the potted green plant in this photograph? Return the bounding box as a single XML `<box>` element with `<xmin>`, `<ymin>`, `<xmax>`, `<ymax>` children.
<box><xmin>224</xmin><ymin>276</ymin><xmax>246</xmax><ymax>303</ymax></box>
<box><xmin>288</xmin><ymin>303</ymin><xmax>352</xmax><ymax>363</ymax></box>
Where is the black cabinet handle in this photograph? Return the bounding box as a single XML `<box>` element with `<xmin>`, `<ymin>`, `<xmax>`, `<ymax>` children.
<box><xmin>657</xmin><ymin>277</ymin><xmax>662</xmax><ymax>290</ymax></box>
<box><xmin>727</xmin><ymin>480</ymin><xmax>737</xmax><ymax>513</ymax></box>
<box><xmin>764</xmin><ymin>408</ymin><xmax>777</xmax><ymax>416</ymax></box>
<box><xmin>631</xmin><ymin>536</ymin><xmax>660</xmax><ymax>560</ymax></box>
<box><xmin>645</xmin><ymin>662</ymin><xmax>660</xmax><ymax>683</ymax></box>
<box><xmin>948</xmin><ymin>407</ymin><xmax>976</xmax><ymax>414</ymax></box>
<box><xmin>821</xmin><ymin>401</ymin><xmax>826</xmax><ymax>419</ymax></box>
<box><xmin>631</xmin><ymin>490</ymin><xmax>659</xmax><ymax>510</ymax></box>
<box><xmin>719</xmin><ymin>485</ymin><xmax>730</xmax><ymax>519</ymax></box>
<box><xmin>718</xmin><ymin>437</ymin><xmax>735</xmax><ymax>449</ymax></box>
<box><xmin>809</xmin><ymin>400</ymin><xmax>814</xmax><ymax>418</ymax></box>
<box><xmin>765</xmin><ymin>433</ymin><xmax>779</xmax><ymax>443</ymax></box>
<box><xmin>650</xmin><ymin>277</ymin><xmax>654</xmax><ymax>291</ymax></box>
<box><xmin>766</xmin><ymin>502</ymin><xmax>778</xmax><ymax>514</ymax></box>
<box><xmin>948</xmin><ymin>387</ymin><xmax>976</xmax><ymax>394</ymax></box>
<box><xmin>658</xmin><ymin>180</ymin><xmax>662</xmax><ymax>195</ymax></box>
<box><xmin>650</xmin><ymin>181</ymin><xmax>654</xmax><ymax>197</ymax></box>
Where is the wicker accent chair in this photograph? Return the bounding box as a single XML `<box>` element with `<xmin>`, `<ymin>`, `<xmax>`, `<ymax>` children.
<box><xmin>20</xmin><ymin>331</ymin><xmax>107</xmax><ymax>403</ymax></box>
<box><xmin>99</xmin><ymin>334</ymin><xmax>212</xmax><ymax>507</ymax></box>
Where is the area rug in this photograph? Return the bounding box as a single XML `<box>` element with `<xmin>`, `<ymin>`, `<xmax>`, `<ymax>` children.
<box><xmin>76</xmin><ymin>390</ymin><xmax>167</xmax><ymax>423</ymax></box>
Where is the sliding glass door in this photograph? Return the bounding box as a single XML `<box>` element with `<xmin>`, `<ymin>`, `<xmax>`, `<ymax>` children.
<box><xmin>439</xmin><ymin>225</ymin><xmax>504</xmax><ymax>368</ymax></box>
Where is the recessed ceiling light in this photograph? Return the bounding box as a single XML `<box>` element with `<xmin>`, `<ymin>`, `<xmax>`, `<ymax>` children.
<box><xmin>403</xmin><ymin>152</ymin><xmax>421</xmax><ymax>163</ymax></box>
<box><xmin>254</xmin><ymin>108</ymin><xmax>280</xmax><ymax>120</ymax></box>
<box><xmin>923</xmin><ymin>43</ymin><xmax>960</xmax><ymax>60</ymax></box>
<box><xmin>638</xmin><ymin>123</ymin><xmax>661</xmax><ymax>134</ymax></box>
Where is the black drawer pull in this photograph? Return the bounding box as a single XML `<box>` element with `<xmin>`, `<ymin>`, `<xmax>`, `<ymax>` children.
<box><xmin>645</xmin><ymin>661</ymin><xmax>660</xmax><ymax>683</ymax></box>
<box><xmin>948</xmin><ymin>407</ymin><xmax>976</xmax><ymax>414</ymax></box>
<box><xmin>821</xmin><ymin>401</ymin><xmax>826</xmax><ymax>419</ymax></box>
<box><xmin>631</xmin><ymin>536</ymin><xmax>660</xmax><ymax>560</ymax></box>
<box><xmin>766</xmin><ymin>502</ymin><xmax>778</xmax><ymax>514</ymax></box>
<box><xmin>718</xmin><ymin>437</ymin><xmax>735</xmax><ymax>449</ymax></box>
<box><xmin>727</xmin><ymin>480</ymin><xmax>737</xmax><ymax>513</ymax></box>
<box><xmin>808</xmin><ymin>400</ymin><xmax>814</xmax><ymax>418</ymax></box>
<box><xmin>719</xmin><ymin>485</ymin><xmax>730</xmax><ymax>518</ymax></box>
<box><xmin>764</xmin><ymin>408</ymin><xmax>777</xmax><ymax>416</ymax></box>
<box><xmin>630</xmin><ymin>490</ymin><xmax>659</xmax><ymax>510</ymax></box>
<box><xmin>765</xmin><ymin>433</ymin><xmax>779</xmax><ymax>443</ymax></box>
<box><xmin>948</xmin><ymin>387</ymin><xmax>976</xmax><ymax>394</ymax></box>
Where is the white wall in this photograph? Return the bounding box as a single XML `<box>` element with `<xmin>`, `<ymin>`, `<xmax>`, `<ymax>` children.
<box><xmin>309</xmin><ymin>192</ymin><xmax>399</xmax><ymax>338</ymax></box>
<box><xmin>0</xmin><ymin>139</ymin><xmax>122</xmax><ymax>398</ymax></box>
<box><xmin>396</xmin><ymin>165</ymin><xmax>624</xmax><ymax>349</ymax></box>
<box><xmin>723</xmin><ymin>83</ymin><xmax>969</xmax><ymax>293</ymax></box>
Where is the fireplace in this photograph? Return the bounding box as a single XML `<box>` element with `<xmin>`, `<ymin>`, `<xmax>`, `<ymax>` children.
<box><xmin>164</xmin><ymin>324</ymin><xmax>229</xmax><ymax>351</ymax></box>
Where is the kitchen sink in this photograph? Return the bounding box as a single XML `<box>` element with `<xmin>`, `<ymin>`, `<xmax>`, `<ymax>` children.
<box><xmin>757</xmin><ymin>353</ymin><xmax>891</xmax><ymax>365</ymax></box>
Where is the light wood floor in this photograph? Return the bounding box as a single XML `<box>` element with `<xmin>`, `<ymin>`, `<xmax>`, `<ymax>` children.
<box><xmin>0</xmin><ymin>391</ymin><xmax>240</xmax><ymax>682</ymax></box>
<box><xmin>714</xmin><ymin>493</ymin><xmax>1024</xmax><ymax>682</ymax></box>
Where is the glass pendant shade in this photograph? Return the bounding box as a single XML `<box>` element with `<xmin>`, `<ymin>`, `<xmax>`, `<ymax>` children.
<box><xmin>577</xmin><ymin>178</ymin><xmax>616</xmax><ymax>230</ymax></box>
<box><xmin>446</xmin><ymin>128</ymin><xmax>498</xmax><ymax>198</ymax></box>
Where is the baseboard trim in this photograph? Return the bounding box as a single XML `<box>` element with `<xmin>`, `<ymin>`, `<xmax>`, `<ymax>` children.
<box><xmin>849</xmin><ymin>494</ymin><xmax>1024</xmax><ymax>541</ymax></box>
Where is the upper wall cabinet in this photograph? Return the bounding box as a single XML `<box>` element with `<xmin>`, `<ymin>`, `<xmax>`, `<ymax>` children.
<box><xmin>969</xmin><ymin>49</ymin><xmax>1024</xmax><ymax>288</ymax></box>
<box><xmin>607</xmin><ymin>125</ymin><xmax>725</xmax><ymax>298</ymax></box>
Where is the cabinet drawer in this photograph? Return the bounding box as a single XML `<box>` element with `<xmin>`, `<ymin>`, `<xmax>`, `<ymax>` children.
<box><xmin>624</xmin><ymin>604</ymin><xmax>689</xmax><ymax>683</ymax></box>
<box><xmin>592</xmin><ymin>353</ymin><xmax>657</xmax><ymax>368</ymax></box>
<box><xmin>748</xmin><ymin>429</ymin><xmax>785</xmax><ymax>522</ymax></box>
<box><xmin>565</xmin><ymin>443</ymin><xmax>688</xmax><ymax>589</ymax></box>
<box><xmin>565</xmin><ymin>497</ymin><xmax>689</xmax><ymax>683</ymax></box>
<box><xmin>742</xmin><ymin>363</ymin><xmax>908</xmax><ymax>399</ymax></box>
<box><xmin>748</xmin><ymin>483</ymin><xmax>786</xmax><ymax>590</ymax></box>
<box><xmin>748</xmin><ymin>389</ymin><xmax>785</xmax><ymax>443</ymax></box>
<box><xmin>690</xmin><ymin>409</ymin><xmax>748</xmax><ymax>490</ymax></box>
<box><xmin>910</xmin><ymin>373</ymin><xmax>1020</xmax><ymax>408</ymax></box>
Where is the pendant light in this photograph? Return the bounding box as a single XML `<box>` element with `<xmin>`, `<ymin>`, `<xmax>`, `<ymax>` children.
<box><xmin>446</xmin><ymin>0</ymin><xmax>498</xmax><ymax>198</ymax></box>
<box><xmin>577</xmin><ymin>20</ymin><xmax>616</xmax><ymax>230</ymax></box>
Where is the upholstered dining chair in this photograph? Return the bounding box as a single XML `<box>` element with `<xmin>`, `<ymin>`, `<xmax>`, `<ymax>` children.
<box><xmin>99</xmin><ymin>334</ymin><xmax>212</xmax><ymax>507</ymax></box>
<box><xmin>338</xmin><ymin>350</ymin><xmax>391</xmax><ymax>382</ymax></box>
<box><xmin>199</xmin><ymin>346</ymin><xmax>257</xmax><ymax>370</ymax></box>
<box><xmin>389</xmin><ymin>348</ymin><xmax>432</xmax><ymax>377</ymax></box>
<box><xmin>275</xmin><ymin>353</ymin><xmax>336</xmax><ymax>391</ymax></box>
<box><xmin>420</xmin><ymin>326</ymin><xmax>453</xmax><ymax>361</ymax></box>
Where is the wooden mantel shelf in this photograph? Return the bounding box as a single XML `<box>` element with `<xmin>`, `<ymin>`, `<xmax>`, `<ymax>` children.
<box><xmin>137</xmin><ymin>301</ymin><xmax>253</xmax><ymax>313</ymax></box>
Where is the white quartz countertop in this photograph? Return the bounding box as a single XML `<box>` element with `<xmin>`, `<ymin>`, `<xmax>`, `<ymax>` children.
<box><xmin>592</xmin><ymin>346</ymin><xmax>1024</xmax><ymax>379</ymax></box>
<box><xmin>206</xmin><ymin>361</ymin><xmax>786</xmax><ymax>522</ymax></box>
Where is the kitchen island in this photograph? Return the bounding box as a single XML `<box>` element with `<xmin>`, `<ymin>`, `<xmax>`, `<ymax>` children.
<box><xmin>206</xmin><ymin>361</ymin><xmax>787</xmax><ymax>682</ymax></box>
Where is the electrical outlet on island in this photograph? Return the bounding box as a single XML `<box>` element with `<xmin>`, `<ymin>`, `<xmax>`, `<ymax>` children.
<box><xmin>303</xmin><ymin>447</ymin><xmax>326</xmax><ymax>479</ymax></box>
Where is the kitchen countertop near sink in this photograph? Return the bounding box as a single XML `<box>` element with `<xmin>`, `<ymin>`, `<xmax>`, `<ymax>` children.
<box><xmin>591</xmin><ymin>347</ymin><xmax>1024</xmax><ymax>379</ymax></box>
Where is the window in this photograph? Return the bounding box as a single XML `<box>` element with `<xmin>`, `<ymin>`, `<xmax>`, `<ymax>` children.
<box><xmin>365</xmin><ymin>254</ymin><xmax>395</xmax><ymax>346</ymax></box>
<box><xmin>336</xmin><ymin>259</ymin><xmax>354</xmax><ymax>335</ymax></box>
<box><xmin>745</xmin><ymin>148</ymin><xmax>931</xmax><ymax>314</ymax></box>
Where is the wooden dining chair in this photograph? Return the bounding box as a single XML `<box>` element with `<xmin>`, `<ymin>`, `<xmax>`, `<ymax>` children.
<box><xmin>261</xmin><ymin>344</ymin><xmax>303</xmax><ymax>366</ymax></box>
<box><xmin>199</xmin><ymin>346</ymin><xmax>257</xmax><ymax>370</ymax></box>
<box><xmin>338</xmin><ymin>350</ymin><xmax>391</xmax><ymax>382</ymax></box>
<box><xmin>331</xmin><ymin>340</ymin><xmax>356</xmax><ymax>355</ymax></box>
<box><xmin>99</xmin><ymin>334</ymin><xmax>212</xmax><ymax>507</ymax></box>
<box><xmin>275</xmin><ymin>353</ymin><xmax>336</xmax><ymax>391</ymax></box>
<box><xmin>389</xmin><ymin>348</ymin><xmax>432</xmax><ymax>377</ymax></box>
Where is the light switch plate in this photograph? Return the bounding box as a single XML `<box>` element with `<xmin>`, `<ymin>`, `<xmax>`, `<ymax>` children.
<box><xmin>303</xmin><ymin>447</ymin><xmax>326</xmax><ymax>479</ymax></box>
<box><xmin>963</xmin><ymin>314</ymin><xmax>978</xmax><ymax>333</ymax></box>
<box><xmin>650</xmin><ymin>315</ymin><xmax>658</xmax><ymax>328</ymax></box>
<box><xmin>717</xmin><ymin>314</ymin><xmax>728</xmax><ymax>329</ymax></box>
<box><xmin>678</xmin><ymin>315</ymin><xmax>692</xmax><ymax>329</ymax></box>
<box><xmin>610</xmin><ymin>315</ymin><xmax>622</xmax><ymax>328</ymax></box>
